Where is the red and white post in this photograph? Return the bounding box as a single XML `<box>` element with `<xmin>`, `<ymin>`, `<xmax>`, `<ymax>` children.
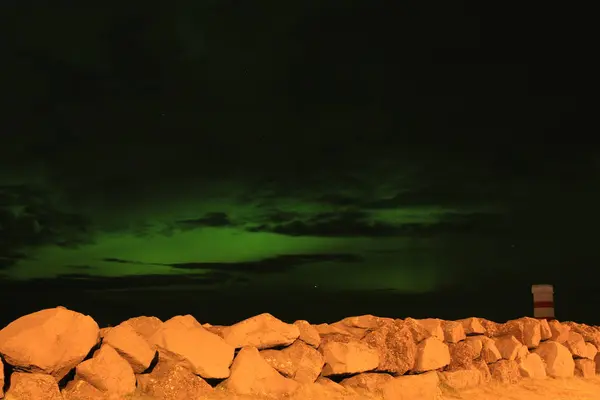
<box><xmin>531</xmin><ymin>284</ymin><xmax>555</xmax><ymax>320</ymax></box>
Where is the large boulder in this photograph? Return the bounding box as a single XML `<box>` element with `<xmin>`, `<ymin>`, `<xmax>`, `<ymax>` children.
<box><xmin>495</xmin><ymin>317</ymin><xmax>541</xmax><ymax>349</ymax></box>
<box><xmin>534</xmin><ymin>341</ymin><xmax>575</xmax><ymax>377</ymax></box>
<box><xmin>413</xmin><ymin>337</ymin><xmax>450</xmax><ymax>372</ymax></box>
<box><xmin>518</xmin><ymin>353</ymin><xmax>547</xmax><ymax>379</ymax></box>
<box><xmin>361</xmin><ymin>319</ymin><xmax>417</xmax><ymax>375</ymax></box>
<box><xmin>0</xmin><ymin>306</ymin><xmax>99</xmax><ymax>381</ymax></box>
<box><xmin>75</xmin><ymin>344</ymin><xmax>137</xmax><ymax>396</ymax></box>
<box><xmin>102</xmin><ymin>322</ymin><xmax>156</xmax><ymax>373</ymax></box>
<box><xmin>149</xmin><ymin>314</ymin><xmax>234</xmax><ymax>379</ymax></box>
<box><xmin>136</xmin><ymin>358</ymin><xmax>214</xmax><ymax>399</ymax></box>
<box><xmin>222</xmin><ymin>346</ymin><xmax>299</xmax><ymax>397</ymax></box>
<box><xmin>319</xmin><ymin>336</ymin><xmax>379</xmax><ymax>376</ymax></box>
<box><xmin>121</xmin><ymin>316</ymin><xmax>163</xmax><ymax>341</ymax></box>
<box><xmin>489</xmin><ymin>360</ymin><xmax>522</xmax><ymax>384</ymax></box>
<box><xmin>221</xmin><ymin>313</ymin><xmax>300</xmax><ymax>349</ymax></box>
<box><xmin>260</xmin><ymin>340</ymin><xmax>325</xmax><ymax>383</ymax></box>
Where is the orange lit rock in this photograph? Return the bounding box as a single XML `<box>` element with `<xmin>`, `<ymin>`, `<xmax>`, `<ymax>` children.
<box><xmin>221</xmin><ymin>313</ymin><xmax>300</xmax><ymax>350</ymax></box>
<box><xmin>5</xmin><ymin>372</ymin><xmax>62</xmax><ymax>400</ymax></box>
<box><xmin>0</xmin><ymin>306</ymin><xmax>99</xmax><ymax>381</ymax></box>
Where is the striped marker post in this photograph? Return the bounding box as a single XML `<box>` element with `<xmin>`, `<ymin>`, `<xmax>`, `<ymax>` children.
<box><xmin>531</xmin><ymin>284</ymin><xmax>555</xmax><ymax>320</ymax></box>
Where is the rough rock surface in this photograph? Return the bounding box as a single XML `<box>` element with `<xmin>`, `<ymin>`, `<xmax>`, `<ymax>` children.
<box><xmin>136</xmin><ymin>358</ymin><xmax>214</xmax><ymax>399</ymax></box>
<box><xmin>5</xmin><ymin>372</ymin><xmax>62</xmax><ymax>400</ymax></box>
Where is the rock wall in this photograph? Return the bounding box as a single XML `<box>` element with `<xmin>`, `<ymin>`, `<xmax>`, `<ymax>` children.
<box><xmin>0</xmin><ymin>307</ymin><xmax>599</xmax><ymax>400</ymax></box>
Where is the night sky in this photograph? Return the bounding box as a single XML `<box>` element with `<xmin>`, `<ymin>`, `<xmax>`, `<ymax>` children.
<box><xmin>0</xmin><ymin>1</ymin><xmax>596</xmax><ymax>328</ymax></box>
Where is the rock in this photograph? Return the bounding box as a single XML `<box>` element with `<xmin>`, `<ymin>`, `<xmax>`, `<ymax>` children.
<box><xmin>0</xmin><ymin>356</ymin><xmax>4</xmax><ymax>398</ymax></box>
<box><xmin>224</xmin><ymin>346</ymin><xmax>299</xmax><ymax>397</ymax></box>
<box><xmin>496</xmin><ymin>317</ymin><xmax>541</xmax><ymax>349</ymax></box>
<box><xmin>203</xmin><ymin>324</ymin><xmax>225</xmax><ymax>338</ymax></box>
<box><xmin>494</xmin><ymin>335</ymin><xmax>522</xmax><ymax>361</ymax></box>
<box><xmin>5</xmin><ymin>372</ymin><xmax>62</xmax><ymax>400</ymax></box>
<box><xmin>361</xmin><ymin>319</ymin><xmax>417</xmax><ymax>375</ymax></box>
<box><xmin>548</xmin><ymin>320</ymin><xmax>570</xmax><ymax>343</ymax></box>
<box><xmin>463</xmin><ymin>336</ymin><xmax>483</xmax><ymax>357</ymax></box>
<box><xmin>136</xmin><ymin>358</ymin><xmax>213</xmax><ymax>399</ymax></box>
<box><xmin>534</xmin><ymin>341</ymin><xmax>575</xmax><ymax>377</ymax></box>
<box><xmin>319</xmin><ymin>336</ymin><xmax>379</xmax><ymax>376</ymax></box>
<box><xmin>62</xmin><ymin>378</ymin><xmax>105</xmax><ymax>400</ymax></box>
<box><xmin>516</xmin><ymin>345</ymin><xmax>530</xmax><ymax>360</ymax></box>
<box><xmin>574</xmin><ymin>358</ymin><xmax>596</xmax><ymax>378</ymax></box>
<box><xmin>75</xmin><ymin>344</ymin><xmax>136</xmax><ymax>396</ymax></box>
<box><xmin>340</xmin><ymin>372</ymin><xmax>394</xmax><ymax>397</ymax></box>
<box><xmin>313</xmin><ymin>323</ymin><xmax>352</xmax><ymax>336</ymax></box>
<box><xmin>442</xmin><ymin>320</ymin><xmax>467</xmax><ymax>343</ymax></box>
<box><xmin>121</xmin><ymin>316</ymin><xmax>163</xmax><ymax>341</ymax></box>
<box><xmin>221</xmin><ymin>313</ymin><xmax>300</xmax><ymax>350</ymax></box>
<box><xmin>383</xmin><ymin>371</ymin><xmax>442</xmax><ymax>400</ymax></box>
<box><xmin>584</xmin><ymin>342</ymin><xmax>598</xmax><ymax>360</ymax></box>
<box><xmin>260</xmin><ymin>340</ymin><xmax>324</xmax><ymax>383</ymax></box>
<box><xmin>473</xmin><ymin>359</ymin><xmax>492</xmax><ymax>383</ymax></box>
<box><xmin>447</xmin><ymin>341</ymin><xmax>479</xmax><ymax>370</ymax></box>
<box><xmin>413</xmin><ymin>337</ymin><xmax>450</xmax><ymax>372</ymax></box>
<box><xmin>596</xmin><ymin>352</ymin><xmax>600</xmax><ymax>374</ymax></box>
<box><xmin>518</xmin><ymin>353</ymin><xmax>546</xmax><ymax>379</ymax></box>
<box><xmin>564</xmin><ymin>321</ymin><xmax>600</xmax><ymax>349</ymax></box>
<box><xmin>564</xmin><ymin>331</ymin><xmax>588</xmax><ymax>358</ymax></box>
<box><xmin>149</xmin><ymin>314</ymin><xmax>234</xmax><ymax>379</ymax></box>
<box><xmin>0</xmin><ymin>307</ymin><xmax>99</xmax><ymax>381</ymax></box>
<box><xmin>99</xmin><ymin>327</ymin><xmax>112</xmax><ymax>339</ymax></box>
<box><xmin>102</xmin><ymin>322</ymin><xmax>156</xmax><ymax>373</ymax></box>
<box><xmin>416</xmin><ymin>318</ymin><xmax>445</xmax><ymax>341</ymax></box>
<box><xmin>489</xmin><ymin>360</ymin><xmax>522</xmax><ymax>384</ymax></box>
<box><xmin>480</xmin><ymin>336</ymin><xmax>502</xmax><ymax>363</ymax></box>
<box><xmin>337</xmin><ymin>314</ymin><xmax>393</xmax><ymax>330</ymax></box>
<box><xmin>293</xmin><ymin>320</ymin><xmax>321</xmax><ymax>348</ymax></box>
<box><xmin>539</xmin><ymin>319</ymin><xmax>552</xmax><ymax>340</ymax></box>
<box><xmin>458</xmin><ymin>317</ymin><xmax>486</xmax><ymax>335</ymax></box>
<box><xmin>439</xmin><ymin>368</ymin><xmax>483</xmax><ymax>390</ymax></box>
<box><xmin>479</xmin><ymin>319</ymin><xmax>501</xmax><ymax>337</ymax></box>
<box><xmin>403</xmin><ymin>318</ymin><xmax>435</xmax><ymax>342</ymax></box>
<box><xmin>290</xmin><ymin>377</ymin><xmax>352</xmax><ymax>400</ymax></box>
<box><xmin>330</xmin><ymin>321</ymin><xmax>369</xmax><ymax>339</ymax></box>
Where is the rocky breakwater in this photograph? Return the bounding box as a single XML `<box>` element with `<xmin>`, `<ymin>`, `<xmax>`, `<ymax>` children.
<box><xmin>0</xmin><ymin>307</ymin><xmax>599</xmax><ymax>400</ymax></box>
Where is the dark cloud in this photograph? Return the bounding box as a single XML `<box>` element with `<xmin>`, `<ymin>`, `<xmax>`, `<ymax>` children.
<box><xmin>1</xmin><ymin>271</ymin><xmax>233</xmax><ymax>291</ymax></box>
<box><xmin>169</xmin><ymin>253</ymin><xmax>364</xmax><ymax>274</ymax></box>
<box><xmin>101</xmin><ymin>258</ymin><xmax>165</xmax><ymax>267</ymax></box>
<box><xmin>174</xmin><ymin>212</ymin><xmax>232</xmax><ymax>230</ymax></box>
<box><xmin>249</xmin><ymin>210</ymin><xmax>511</xmax><ymax>238</ymax></box>
<box><xmin>0</xmin><ymin>185</ymin><xmax>95</xmax><ymax>270</ymax></box>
